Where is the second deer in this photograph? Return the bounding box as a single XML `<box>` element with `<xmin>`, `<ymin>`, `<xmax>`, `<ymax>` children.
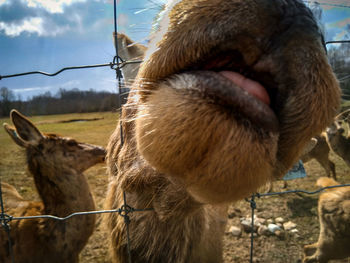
<box><xmin>302</xmin><ymin>134</ymin><xmax>336</xmax><ymax>179</ymax></box>
<box><xmin>0</xmin><ymin>110</ymin><xmax>105</xmax><ymax>263</ymax></box>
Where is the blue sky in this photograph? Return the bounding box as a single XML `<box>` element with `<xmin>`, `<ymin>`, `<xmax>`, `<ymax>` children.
<box><xmin>0</xmin><ymin>0</ymin><xmax>349</xmax><ymax>100</ymax></box>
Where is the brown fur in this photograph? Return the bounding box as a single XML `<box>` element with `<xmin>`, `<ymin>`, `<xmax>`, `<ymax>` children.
<box><xmin>114</xmin><ymin>33</ymin><xmax>147</xmax><ymax>85</ymax></box>
<box><xmin>0</xmin><ymin>110</ymin><xmax>105</xmax><ymax>263</ymax></box>
<box><xmin>105</xmin><ymin>1</ymin><xmax>340</xmax><ymax>262</ymax></box>
<box><xmin>303</xmin><ymin>177</ymin><xmax>350</xmax><ymax>263</ymax></box>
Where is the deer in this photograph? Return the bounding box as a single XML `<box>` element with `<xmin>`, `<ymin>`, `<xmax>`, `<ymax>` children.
<box><xmin>301</xmin><ymin>134</ymin><xmax>336</xmax><ymax>179</ymax></box>
<box><xmin>303</xmin><ymin>177</ymin><xmax>350</xmax><ymax>263</ymax></box>
<box><xmin>304</xmin><ymin>109</ymin><xmax>350</xmax><ymax>180</ymax></box>
<box><xmin>326</xmin><ymin>121</ymin><xmax>350</xmax><ymax>167</ymax></box>
<box><xmin>298</xmin><ymin>110</ymin><xmax>350</xmax><ymax>182</ymax></box>
<box><xmin>288</xmin><ymin>109</ymin><xmax>350</xmax><ymax>184</ymax></box>
<box><xmin>325</xmin><ymin>112</ymin><xmax>350</xmax><ymax>169</ymax></box>
<box><xmin>266</xmin><ymin>135</ymin><xmax>335</xmax><ymax>192</ymax></box>
<box><xmin>104</xmin><ymin>0</ymin><xmax>340</xmax><ymax>262</ymax></box>
<box><xmin>0</xmin><ymin>110</ymin><xmax>105</xmax><ymax>263</ymax></box>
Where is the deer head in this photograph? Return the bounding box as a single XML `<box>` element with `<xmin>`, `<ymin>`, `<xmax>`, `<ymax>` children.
<box><xmin>4</xmin><ymin>110</ymin><xmax>105</xmax><ymax>173</ymax></box>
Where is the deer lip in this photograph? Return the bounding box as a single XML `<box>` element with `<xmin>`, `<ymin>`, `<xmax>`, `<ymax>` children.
<box><xmin>186</xmin><ymin>49</ymin><xmax>280</xmax><ymax>114</ymax></box>
<box><xmin>184</xmin><ymin>70</ymin><xmax>279</xmax><ymax>133</ymax></box>
<box><xmin>179</xmin><ymin>49</ymin><xmax>281</xmax><ymax>133</ymax></box>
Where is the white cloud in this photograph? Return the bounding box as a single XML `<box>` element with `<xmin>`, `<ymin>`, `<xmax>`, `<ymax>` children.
<box><xmin>10</xmin><ymin>77</ymin><xmax>118</xmax><ymax>100</ymax></box>
<box><xmin>11</xmin><ymin>79</ymin><xmax>82</xmax><ymax>99</ymax></box>
<box><xmin>0</xmin><ymin>17</ymin><xmax>69</xmax><ymax>37</ymax></box>
<box><xmin>12</xmin><ymin>86</ymin><xmax>50</xmax><ymax>93</ymax></box>
<box><xmin>0</xmin><ymin>0</ymin><xmax>7</xmax><ymax>6</ymax></box>
<box><xmin>12</xmin><ymin>80</ymin><xmax>81</xmax><ymax>93</ymax></box>
<box><xmin>25</xmin><ymin>0</ymin><xmax>87</xmax><ymax>14</ymax></box>
<box><xmin>0</xmin><ymin>17</ymin><xmax>44</xmax><ymax>36</ymax></box>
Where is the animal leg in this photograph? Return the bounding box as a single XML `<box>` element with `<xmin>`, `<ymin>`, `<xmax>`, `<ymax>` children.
<box><xmin>304</xmin><ymin>243</ymin><xmax>318</xmax><ymax>257</ymax></box>
<box><xmin>329</xmin><ymin>161</ymin><xmax>336</xmax><ymax>180</ymax></box>
<box><xmin>303</xmin><ymin>243</ymin><xmax>329</xmax><ymax>263</ymax></box>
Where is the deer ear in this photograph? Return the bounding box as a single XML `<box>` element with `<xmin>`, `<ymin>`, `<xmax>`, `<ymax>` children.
<box><xmin>119</xmin><ymin>33</ymin><xmax>128</xmax><ymax>48</ymax></box>
<box><xmin>3</xmin><ymin>123</ymin><xmax>27</xmax><ymax>147</ymax></box>
<box><xmin>10</xmin><ymin>110</ymin><xmax>43</xmax><ymax>146</ymax></box>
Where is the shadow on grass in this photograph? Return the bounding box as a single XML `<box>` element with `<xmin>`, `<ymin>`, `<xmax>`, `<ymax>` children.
<box><xmin>287</xmin><ymin>194</ymin><xmax>318</xmax><ymax>218</ymax></box>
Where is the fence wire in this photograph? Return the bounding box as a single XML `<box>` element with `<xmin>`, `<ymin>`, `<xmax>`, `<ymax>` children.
<box><xmin>1</xmin><ymin>177</ymin><xmax>350</xmax><ymax>263</ymax></box>
<box><xmin>0</xmin><ymin>60</ymin><xmax>143</xmax><ymax>80</ymax></box>
<box><xmin>1</xmin><ymin>1</ymin><xmax>350</xmax><ymax>262</ymax></box>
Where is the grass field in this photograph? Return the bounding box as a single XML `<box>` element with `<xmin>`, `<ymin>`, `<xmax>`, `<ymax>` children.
<box><xmin>0</xmin><ymin>111</ymin><xmax>350</xmax><ymax>262</ymax></box>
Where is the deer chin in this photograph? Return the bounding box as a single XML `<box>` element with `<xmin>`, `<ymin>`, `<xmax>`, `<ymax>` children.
<box><xmin>135</xmin><ymin>70</ymin><xmax>279</xmax><ymax>203</ymax></box>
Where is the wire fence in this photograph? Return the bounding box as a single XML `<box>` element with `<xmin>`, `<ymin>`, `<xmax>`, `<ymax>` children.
<box><xmin>1</xmin><ymin>2</ymin><xmax>350</xmax><ymax>263</ymax></box>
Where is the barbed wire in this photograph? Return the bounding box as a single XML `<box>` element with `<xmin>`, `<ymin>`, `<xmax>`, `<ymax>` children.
<box><xmin>326</xmin><ymin>40</ymin><xmax>350</xmax><ymax>45</ymax></box>
<box><xmin>6</xmin><ymin>184</ymin><xmax>348</xmax><ymax>222</ymax></box>
<box><xmin>0</xmin><ymin>60</ymin><xmax>142</xmax><ymax>80</ymax></box>
<box><xmin>8</xmin><ymin>207</ymin><xmax>153</xmax><ymax>222</ymax></box>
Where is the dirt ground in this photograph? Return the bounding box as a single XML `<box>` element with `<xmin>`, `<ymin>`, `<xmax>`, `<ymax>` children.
<box><xmin>80</xmin><ymin>151</ymin><xmax>350</xmax><ymax>263</ymax></box>
<box><xmin>221</xmin><ymin>153</ymin><xmax>350</xmax><ymax>263</ymax></box>
<box><xmin>1</xmin><ymin>112</ymin><xmax>350</xmax><ymax>262</ymax></box>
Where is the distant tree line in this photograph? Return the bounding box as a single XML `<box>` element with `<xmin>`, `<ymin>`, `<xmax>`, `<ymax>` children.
<box><xmin>0</xmin><ymin>87</ymin><xmax>121</xmax><ymax>117</ymax></box>
<box><xmin>328</xmin><ymin>38</ymin><xmax>350</xmax><ymax>102</ymax></box>
<box><xmin>324</xmin><ymin>22</ymin><xmax>350</xmax><ymax>104</ymax></box>
<box><xmin>310</xmin><ymin>3</ymin><xmax>350</xmax><ymax>104</ymax></box>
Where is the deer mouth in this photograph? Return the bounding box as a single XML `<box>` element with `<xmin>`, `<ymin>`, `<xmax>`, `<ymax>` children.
<box><xmin>176</xmin><ymin>50</ymin><xmax>281</xmax><ymax>134</ymax></box>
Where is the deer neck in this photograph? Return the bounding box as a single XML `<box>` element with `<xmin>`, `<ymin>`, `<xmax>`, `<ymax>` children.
<box><xmin>29</xmin><ymin>160</ymin><xmax>95</xmax><ymax>216</ymax></box>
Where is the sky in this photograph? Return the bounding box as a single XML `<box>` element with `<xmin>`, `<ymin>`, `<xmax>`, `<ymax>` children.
<box><xmin>0</xmin><ymin>0</ymin><xmax>349</xmax><ymax>100</ymax></box>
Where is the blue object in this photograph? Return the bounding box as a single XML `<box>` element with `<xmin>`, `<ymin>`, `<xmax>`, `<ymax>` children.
<box><xmin>283</xmin><ymin>160</ymin><xmax>307</xmax><ymax>181</ymax></box>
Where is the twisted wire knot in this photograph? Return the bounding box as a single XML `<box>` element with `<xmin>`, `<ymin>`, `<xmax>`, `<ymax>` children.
<box><xmin>0</xmin><ymin>213</ymin><xmax>13</xmax><ymax>228</ymax></box>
